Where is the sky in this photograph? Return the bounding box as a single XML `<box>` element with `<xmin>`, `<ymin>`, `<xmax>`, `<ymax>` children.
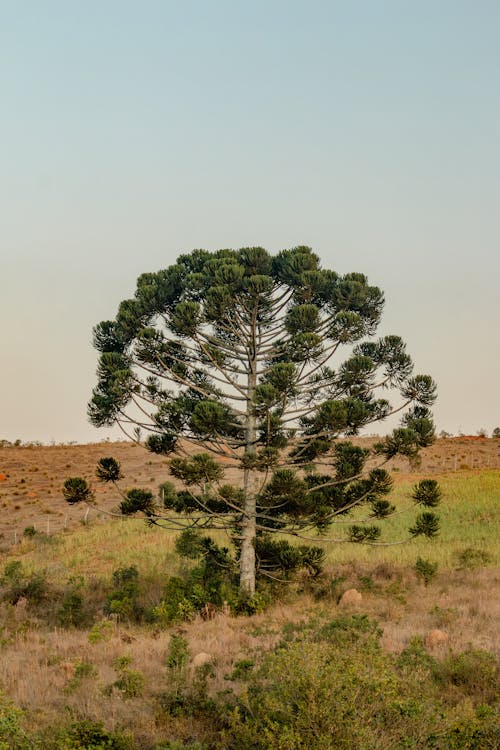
<box><xmin>1</xmin><ymin>1</ymin><xmax>499</xmax><ymax>443</ymax></box>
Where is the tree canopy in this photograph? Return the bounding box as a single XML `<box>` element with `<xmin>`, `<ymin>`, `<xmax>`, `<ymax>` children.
<box><xmin>64</xmin><ymin>246</ymin><xmax>441</xmax><ymax>596</ymax></box>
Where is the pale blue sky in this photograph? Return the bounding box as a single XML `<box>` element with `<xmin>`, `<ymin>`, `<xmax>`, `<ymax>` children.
<box><xmin>1</xmin><ymin>1</ymin><xmax>499</xmax><ymax>442</ymax></box>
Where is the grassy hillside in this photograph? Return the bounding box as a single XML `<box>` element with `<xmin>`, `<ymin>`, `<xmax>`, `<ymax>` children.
<box><xmin>0</xmin><ymin>441</ymin><xmax>498</xmax><ymax>749</ymax></box>
<box><xmin>4</xmin><ymin>469</ymin><xmax>498</xmax><ymax>579</ymax></box>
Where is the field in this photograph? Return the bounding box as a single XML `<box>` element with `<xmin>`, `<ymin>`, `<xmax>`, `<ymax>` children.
<box><xmin>1</xmin><ymin>435</ymin><xmax>499</xmax><ymax>548</ymax></box>
<box><xmin>0</xmin><ymin>437</ymin><xmax>499</xmax><ymax>749</ymax></box>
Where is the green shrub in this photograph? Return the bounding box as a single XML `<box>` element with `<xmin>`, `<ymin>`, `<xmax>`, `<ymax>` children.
<box><xmin>431</xmin><ymin>703</ymin><xmax>500</xmax><ymax>750</ymax></box>
<box><xmin>432</xmin><ymin>649</ymin><xmax>499</xmax><ymax>706</ymax></box>
<box><xmin>455</xmin><ymin>547</ymin><xmax>492</xmax><ymax>570</ymax></box>
<box><xmin>1</xmin><ymin>561</ymin><xmax>47</xmax><ymax>605</ymax></box>
<box><xmin>105</xmin><ymin>566</ymin><xmax>143</xmax><ymax>622</ymax></box>
<box><xmin>221</xmin><ymin>638</ymin><xmax>430</xmax><ymax>748</ymax></box>
<box><xmin>50</xmin><ymin>719</ymin><xmax>133</xmax><ymax>749</ymax></box>
<box><xmin>57</xmin><ymin>577</ymin><xmax>88</xmax><ymax>628</ymax></box>
<box><xmin>167</xmin><ymin>635</ymin><xmax>190</xmax><ymax>671</ymax></box>
<box><xmin>227</xmin><ymin>659</ymin><xmax>254</xmax><ymax>681</ymax></box>
<box><xmin>0</xmin><ymin>691</ymin><xmax>39</xmax><ymax>750</ymax></box>
<box><xmin>414</xmin><ymin>557</ymin><xmax>438</xmax><ymax>586</ymax></box>
<box><xmin>153</xmin><ymin>742</ymin><xmax>205</xmax><ymax>750</ymax></box>
<box><xmin>397</xmin><ymin>636</ymin><xmax>437</xmax><ymax>672</ymax></box>
<box><xmin>88</xmin><ymin>619</ymin><xmax>114</xmax><ymax>644</ymax></box>
<box><xmin>316</xmin><ymin>613</ymin><xmax>382</xmax><ymax>646</ymax></box>
<box><xmin>300</xmin><ymin>573</ymin><xmax>346</xmax><ymax>601</ymax></box>
<box><xmin>219</xmin><ymin>618</ymin><xmax>499</xmax><ymax>750</ymax></box>
<box><xmin>149</xmin><ymin>577</ymin><xmax>193</xmax><ymax>625</ymax></box>
<box><xmin>104</xmin><ymin>656</ymin><xmax>144</xmax><ymax>699</ymax></box>
<box><xmin>159</xmin><ymin>636</ymin><xmax>216</xmax><ymax>719</ymax></box>
<box><xmin>64</xmin><ymin>660</ymin><xmax>97</xmax><ymax>694</ymax></box>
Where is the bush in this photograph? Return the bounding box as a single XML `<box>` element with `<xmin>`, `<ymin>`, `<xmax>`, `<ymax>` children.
<box><xmin>432</xmin><ymin>649</ymin><xmax>499</xmax><ymax>706</ymax></box>
<box><xmin>0</xmin><ymin>690</ymin><xmax>39</xmax><ymax>750</ymax></box>
<box><xmin>154</xmin><ymin>743</ymin><xmax>205</xmax><ymax>750</ymax></box>
<box><xmin>414</xmin><ymin>557</ymin><xmax>438</xmax><ymax>586</ymax></box>
<box><xmin>455</xmin><ymin>547</ymin><xmax>492</xmax><ymax>570</ymax></box>
<box><xmin>57</xmin><ymin>577</ymin><xmax>88</xmax><ymax>628</ymax></box>
<box><xmin>432</xmin><ymin>703</ymin><xmax>500</xmax><ymax>750</ymax></box>
<box><xmin>50</xmin><ymin>719</ymin><xmax>133</xmax><ymax>749</ymax></box>
<box><xmin>159</xmin><ymin>636</ymin><xmax>217</xmax><ymax>719</ymax></box>
<box><xmin>88</xmin><ymin>619</ymin><xmax>114</xmax><ymax>644</ymax></box>
<box><xmin>105</xmin><ymin>566</ymin><xmax>143</xmax><ymax>622</ymax></box>
<box><xmin>104</xmin><ymin>656</ymin><xmax>144</xmax><ymax>699</ymax></box>
<box><xmin>219</xmin><ymin>618</ymin><xmax>499</xmax><ymax>750</ymax></box>
<box><xmin>64</xmin><ymin>660</ymin><xmax>97</xmax><ymax>694</ymax></box>
<box><xmin>221</xmin><ymin>620</ymin><xmax>431</xmax><ymax>749</ymax></box>
<box><xmin>0</xmin><ymin>561</ymin><xmax>47</xmax><ymax>606</ymax></box>
<box><xmin>149</xmin><ymin>577</ymin><xmax>194</xmax><ymax>625</ymax></box>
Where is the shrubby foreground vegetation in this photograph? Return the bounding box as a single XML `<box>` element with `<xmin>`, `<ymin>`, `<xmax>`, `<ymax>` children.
<box><xmin>1</xmin><ymin>612</ymin><xmax>498</xmax><ymax>749</ymax></box>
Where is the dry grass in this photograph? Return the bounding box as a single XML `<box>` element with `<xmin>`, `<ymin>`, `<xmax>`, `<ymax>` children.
<box><xmin>0</xmin><ymin>438</ymin><xmax>499</xmax><ymax>746</ymax></box>
<box><xmin>1</xmin><ymin>564</ymin><xmax>498</xmax><ymax>744</ymax></box>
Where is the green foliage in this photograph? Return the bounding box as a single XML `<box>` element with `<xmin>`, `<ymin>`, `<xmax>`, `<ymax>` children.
<box><xmin>409</xmin><ymin>511</ymin><xmax>440</xmax><ymax>538</ymax></box>
<box><xmin>396</xmin><ymin>636</ymin><xmax>437</xmax><ymax>672</ymax></box>
<box><xmin>57</xmin><ymin>577</ymin><xmax>87</xmax><ymax>627</ymax></box>
<box><xmin>153</xmin><ymin>743</ymin><xmax>205</xmax><ymax>750</ymax></box>
<box><xmin>81</xmin><ymin>246</ymin><xmax>441</xmax><ymax>594</ymax></box>
<box><xmin>233</xmin><ymin>590</ymin><xmax>272</xmax><ymax>616</ymax></box>
<box><xmin>0</xmin><ymin>691</ymin><xmax>39</xmax><ymax>750</ymax></box>
<box><xmin>316</xmin><ymin>613</ymin><xmax>383</xmax><ymax>644</ymax></box>
<box><xmin>95</xmin><ymin>457</ymin><xmax>123</xmax><ymax>483</ymax></box>
<box><xmin>432</xmin><ymin>649</ymin><xmax>499</xmax><ymax>706</ymax></box>
<box><xmin>146</xmin><ymin>432</ymin><xmax>177</xmax><ymax>455</ymax></box>
<box><xmin>0</xmin><ymin>561</ymin><xmax>47</xmax><ymax>605</ymax></box>
<box><xmin>227</xmin><ymin>659</ymin><xmax>255</xmax><ymax>681</ymax></box>
<box><xmin>150</xmin><ymin>532</ymin><xmax>239</xmax><ymax>623</ymax></box>
<box><xmin>414</xmin><ymin>557</ymin><xmax>438</xmax><ymax>586</ymax></box>
<box><xmin>220</xmin><ymin>620</ymin><xmax>416</xmax><ymax>748</ymax></box>
<box><xmin>62</xmin><ymin>478</ymin><xmax>94</xmax><ymax>505</ymax></box>
<box><xmin>349</xmin><ymin>524</ymin><xmax>381</xmax><ymax>542</ymax></box>
<box><xmin>455</xmin><ymin>547</ymin><xmax>492</xmax><ymax>570</ymax></box>
<box><xmin>51</xmin><ymin>719</ymin><xmax>134</xmax><ymax>749</ymax></box>
<box><xmin>255</xmin><ymin>536</ymin><xmax>325</xmax><ymax>578</ymax></box>
<box><xmin>105</xmin><ymin>566</ymin><xmax>142</xmax><ymax>622</ymax></box>
<box><xmin>169</xmin><ymin>454</ymin><xmax>224</xmax><ymax>486</ymax></box>
<box><xmin>219</xmin><ymin>618</ymin><xmax>499</xmax><ymax>750</ymax></box>
<box><xmin>150</xmin><ymin>577</ymin><xmax>194</xmax><ymax>624</ymax></box>
<box><xmin>105</xmin><ymin>656</ymin><xmax>144</xmax><ymax>699</ymax></box>
<box><xmin>64</xmin><ymin>660</ymin><xmax>97</xmax><ymax>694</ymax></box>
<box><xmin>119</xmin><ymin>488</ymin><xmax>155</xmax><ymax>515</ymax></box>
<box><xmin>167</xmin><ymin>635</ymin><xmax>190</xmax><ymax>670</ymax></box>
<box><xmin>88</xmin><ymin>619</ymin><xmax>114</xmax><ymax>644</ymax></box>
<box><xmin>412</xmin><ymin>479</ymin><xmax>441</xmax><ymax>507</ymax></box>
<box><xmin>160</xmin><ymin>635</ymin><xmax>217</xmax><ymax>719</ymax></box>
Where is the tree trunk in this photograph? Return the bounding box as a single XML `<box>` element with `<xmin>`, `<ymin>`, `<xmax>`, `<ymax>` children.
<box><xmin>240</xmin><ymin>479</ymin><xmax>256</xmax><ymax>596</ymax></box>
<box><xmin>240</xmin><ymin>317</ymin><xmax>258</xmax><ymax>596</ymax></box>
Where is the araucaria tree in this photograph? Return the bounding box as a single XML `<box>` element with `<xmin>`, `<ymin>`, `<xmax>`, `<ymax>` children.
<box><xmin>65</xmin><ymin>247</ymin><xmax>441</xmax><ymax>596</ymax></box>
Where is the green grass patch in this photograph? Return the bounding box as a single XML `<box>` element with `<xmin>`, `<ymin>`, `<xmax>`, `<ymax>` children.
<box><xmin>314</xmin><ymin>470</ymin><xmax>500</xmax><ymax>568</ymax></box>
<box><xmin>3</xmin><ymin>471</ymin><xmax>499</xmax><ymax>583</ymax></box>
